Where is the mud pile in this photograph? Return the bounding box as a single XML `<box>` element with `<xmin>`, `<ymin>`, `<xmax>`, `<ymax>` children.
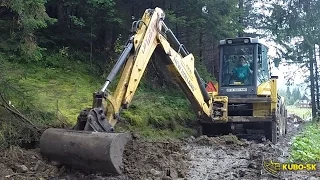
<box><xmin>122</xmin><ymin>138</ymin><xmax>189</xmax><ymax>179</ymax></box>
<box><xmin>190</xmin><ymin>134</ymin><xmax>245</xmax><ymax>146</ymax></box>
<box><xmin>287</xmin><ymin>114</ymin><xmax>304</xmax><ymax>123</ymax></box>
<box><xmin>0</xmin><ymin>146</ymin><xmax>61</xmax><ymax>179</ymax></box>
<box><xmin>0</xmin><ymin>138</ymin><xmax>189</xmax><ymax>180</ymax></box>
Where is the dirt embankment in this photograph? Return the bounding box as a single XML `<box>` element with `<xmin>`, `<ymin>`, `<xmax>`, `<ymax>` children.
<box><xmin>0</xmin><ymin>114</ymin><xmax>319</xmax><ymax>180</ymax></box>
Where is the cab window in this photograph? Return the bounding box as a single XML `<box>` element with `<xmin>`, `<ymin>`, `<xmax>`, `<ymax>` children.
<box><xmin>257</xmin><ymin>45</ymin><xmax>269</xmax><ymax>84</ymax></box>
<box><xmin>221</xmin><ymin>45</ymin><xmax>254</xmax><ymax>86</ymax></box>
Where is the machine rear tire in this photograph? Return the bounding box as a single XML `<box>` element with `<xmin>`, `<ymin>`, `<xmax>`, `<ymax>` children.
<box><xmin>266</xmin><ymin>96</ymin><xmax>287</xmax><ymax>144</ymax></box>
<box><xmin>272</xmin><ymin>120</ymin><xmax>279</xmax><ymax>144</ymax></box>
<box><xmin>264</xmin><ymin>120</ymin><xmax>279</xmax><ymax>144</ymax></box>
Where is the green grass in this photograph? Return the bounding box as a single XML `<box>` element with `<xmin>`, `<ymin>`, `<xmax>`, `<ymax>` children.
<box><xmin>2</xmin><ymin>60</ymin><xmax>100</xmax><ymax>125</ymax></box>
<box><xmin>288</xmin><ymin>122</ymin><xmax>320</xmax><ymax>163</ymax></box>
<box><xmin>287</xmin><ymin>105</ymin><xmax>312</xmax><ymax>119</ymax></box>
<box><xmin>286</xmin><ymin>106</ymin><xmax>319</xmax><ymax>163</ymax></box>
<box><xmin>118</xmin><ymin>90</ymin><xmax>196</xmax><ymax>140</ymax></box>
<box><xmin>0</xmin><ymin>53</ymin><xmax>197</xmax><ymax>142</ymax></box>
<box><xmin>18</xmin><ymin>67</ymin><xmax>100</xmax><ymax>123</ymax></box>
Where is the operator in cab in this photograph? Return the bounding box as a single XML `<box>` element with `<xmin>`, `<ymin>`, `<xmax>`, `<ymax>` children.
<box><xmin>231</xmin><ymin>55</ymin><xmax>253</xmax><ymax>84</ymax></box>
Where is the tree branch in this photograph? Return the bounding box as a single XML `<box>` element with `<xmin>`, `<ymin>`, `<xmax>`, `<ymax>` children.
<box><xmin>0</xmin><ymin>93</ymin><xmax>43</xmax><ymax>132</ymax></box>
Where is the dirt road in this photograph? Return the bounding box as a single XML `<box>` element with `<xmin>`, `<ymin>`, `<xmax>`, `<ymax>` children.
<box><xmin>184</xmin><ymin>117</ymin><xmax>319</xmax><ymax>180</ymax></box>
<box><xmin>0</xmin><ymin>115</ymin><xmax>319</xmax><ymax>180</ymax></box>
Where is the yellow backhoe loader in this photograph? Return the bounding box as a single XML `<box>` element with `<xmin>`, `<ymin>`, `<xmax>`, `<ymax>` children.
<box><xmin>39</xmin><ymin>7</ymin><xmax>287</xmax><ymax>175</ymax></box>
<box><xmin>200</xmin><ymin>37</ymin><xmax>288</xmax><ymax>142</ymax></box>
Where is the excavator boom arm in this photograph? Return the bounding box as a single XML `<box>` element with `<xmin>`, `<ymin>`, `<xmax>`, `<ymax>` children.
<box><xmin>103</xmin><ymin>8</ymin><xmax>212</xmax><ymax>127</ymax></box>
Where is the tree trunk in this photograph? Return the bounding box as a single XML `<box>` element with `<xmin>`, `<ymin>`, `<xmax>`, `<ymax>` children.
<box><xmin>314</xmin><ymin>44</ymin><xmax>319</xmax><ymax>115</ymax></box>
<box><xmin>199</xmin><ymin>27</ymin><xmax>203</xmax><ymax>61</ymax></box>
<box><xmin>57</xmin><ymin>1</ymin><xmax>67</xmax><ymax>24</ymax></box>
<box><xmin>309</xmin><ymin>47</ymin><xmax>317</xmax><ymax>119</ymax></box>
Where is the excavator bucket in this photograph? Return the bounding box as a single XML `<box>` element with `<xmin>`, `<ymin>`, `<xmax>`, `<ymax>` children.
<box><xmin>39</xmin><ymin>128</ymin><xmax>131</xmax><ymax>174</ymax></box>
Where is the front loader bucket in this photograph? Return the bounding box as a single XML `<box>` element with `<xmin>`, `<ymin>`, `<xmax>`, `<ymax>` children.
<box><xmin>39</xmin><ymin>128</ymin><xmax>131</xmax><ymax>175</ymax></box>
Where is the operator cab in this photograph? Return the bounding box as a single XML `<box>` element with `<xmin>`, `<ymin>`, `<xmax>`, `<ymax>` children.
<box><xmin>218</xmin><ymin>37</ymin><xmax>270</xmax><ymax>97</ymax></box>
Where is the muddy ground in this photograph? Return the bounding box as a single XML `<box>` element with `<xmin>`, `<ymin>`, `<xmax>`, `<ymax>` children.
<box><xmin>183</xmin><ymin>116</ymin><xmax>319</xmax><ymax>180</ymax></box>
<box><xmin>0</xmin><ymin>115</ymin><xmax>319</xmax><ymax>180</ymax></box>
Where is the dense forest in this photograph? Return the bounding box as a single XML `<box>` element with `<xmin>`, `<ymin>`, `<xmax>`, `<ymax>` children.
<box><xmin>1</xmin><ymin>0</ymin><xmax>320</xmax><ymax>150</ymax></box>
<box><xmin>0</xmin><ymin>0</ymin><xmax>244</xmax><ymax>78</ymax></box>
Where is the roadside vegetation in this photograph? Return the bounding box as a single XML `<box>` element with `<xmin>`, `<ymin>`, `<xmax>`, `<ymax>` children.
<box><xmin>286</xmin><ymin>106</ymin><xmax>319</xmax><ymax>163</ymax></box>
<box><xmin>289</xmin><ymin>122</ymin><xmax>320</xmax><ymax>163</ymax></box>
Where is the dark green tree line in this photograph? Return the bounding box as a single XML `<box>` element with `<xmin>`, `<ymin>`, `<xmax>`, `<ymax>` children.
<box><xmin>1</xmin><ymin>0</ymin><xmax>245</xmax><ymax>78</ymax></box>
<box><xmin>251</xmin><ymin>0</ymin><xmax>320</xmax><ymax>119</ymax></box>
<box><xmin>285</xmin><ymin>87</ymin><xmax>302</xmax><ymax>105</ymax></box>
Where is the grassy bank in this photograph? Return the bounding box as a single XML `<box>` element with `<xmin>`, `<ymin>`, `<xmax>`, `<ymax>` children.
<box><xmin>289</xmin><ymin>122</ymin><xmax>320</xmax><ymax>163</ymax></box>
<box><xmin>119</xmin><ymin>89</ymin><xmax>196</xmax><ymax>140</ymax></box>
<box><xmin>0</xmin><ymin>54</ymin><xmax>197</xmax><ymax>146</ymax></box>
<box><xmin>287</xmin><ymin>106</ymin><xmax>318</xmax><ymax>163</ymax></box>
<box><xmin>17</xmin><ymin>66</ymin><xmax>100</xmax><ymax>123</ymax></box>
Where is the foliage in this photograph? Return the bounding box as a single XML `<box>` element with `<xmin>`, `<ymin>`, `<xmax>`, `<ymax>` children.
<box><xmin>289</xmin><ymin>122</ymin><xmax>320</xmax><ymax>163</ymax></box>
<box><xmin>164</xmin><ymin>0</ymin><xmax>241</xmax><ymax>48</ymax></box>
<box><xmin>196</xmin><ymin>61</ymin><xmax>216</xmax><ymax>82</ymax></box>
<box><xmin>0</xmin><ymin>55</ymin><xmax>55</xmax><ymax>148</ymax></box>
<box><xmin>119</xmin><ymin>89</ymin><xmax>196</xmax><ymax>140</ymax></box>
<box><xmin>255</xmin><ymin>0</ymin><xmax>320</xmax><ymax>117</ymax></box>
<box><xmin>0</xmin><ymin>0</ymin><xmax>56</xmax><ymax>61</ymax></box>
<box><xmin>0</xmin><ymin>53</ymin><xmax>197</xmax><ymax>143</ymax></box>
<box><xmin>248</xmin><ymin>0</ymin><xmax>320</xmax><ymax>67</ymax></box>
<box><xmin>0</xmin><ymin>0</ymin><xmax>245</xmax><ymax>75</ymax></box>
<box><xmin>16</xmin><ymin>58</ymin><xmax>101</xmax><ymax>122</ymax></box>
<box><xmin>0</xmin><ymin>52</ymin><xmax>100</xmax><ymax>147</ymax></box>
